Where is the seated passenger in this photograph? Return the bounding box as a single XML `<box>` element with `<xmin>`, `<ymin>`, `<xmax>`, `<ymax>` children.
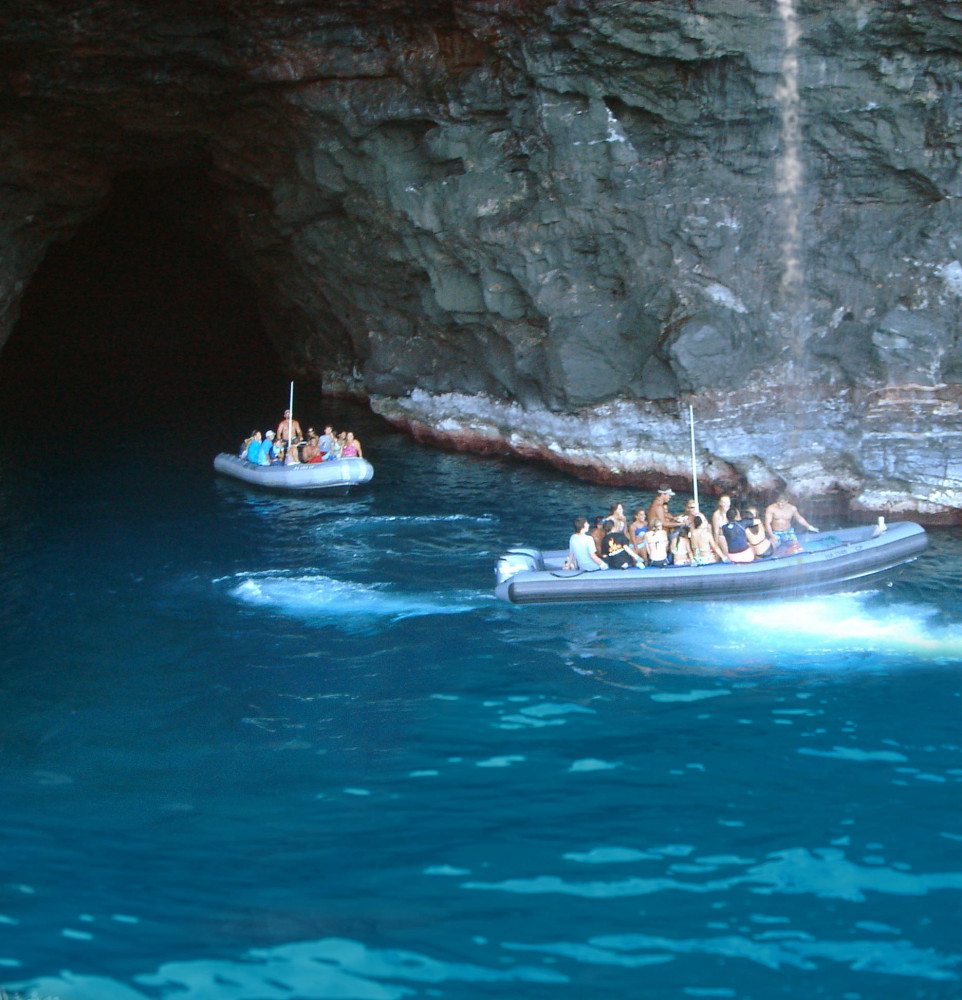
<box><xmin>765</xmin><ymin>494</ymin><xmax>819</xmax><ymax>554</ymax></box>
<box><xmin>689</xmin><ymin>513</ymin><xmax>726</xmax><ymax>564</ymax></box>
<box><xmin>711</xmin><ymin>494</ymin><xmax>732</xmax><ymax>546</ymax></box>
<box><xmin>244</xmin><ymin>431</ymin><xmax>262</xmax><ymax>463</ymax></box>
<box><xmin>284</xmin><ymin>440</ymin><xmax>301</xmax><ymax>464</ymax></box>
<box><xmin>600</xmin><ymin>519</ymin><xmax>644</xmax><ymax>569</ymax></box>
<box><xmin>318</xmin><ymin>425</ymin><xmax>334</xmax><ymax>458</ymax></box>
<box><xmin>627</xmin><ymin>508</ymin><xmax>648</xmax><ymax>559</ymax></box>
<box><xmin>589</xmin><ymin>515</ymin><xmax>607</xmax><ymax>557</ymax></box>
<box><xmin>564</xmin><ymin>516</ymin><xmax>607</xmax><ymax>571</ymax></box>
<box><xmin>257</xmin><ymin>431</ymin><xmax>275</xmax><ymax>466</ymax></box>
<box><xmin>720</xmin><ymin>508</ymin><xmax>755</xmax><ymax>563</ymax></box>
<box><xmin>744</xmin><ymin>506</ymin><xmax>774</xmax><ymax>559</ymax></box>
<box><xmin>341</xmin><ymin>431</ymin><xmax>363</xmax><ymax>458</ymax></box>
<box><xmin>301</xmin><ymin>434</ymin><xmax>321</xmax><ymax>463</ymax></box>
<box><xmin>644</xmin><ymin>519</ymin><xmax>670</xmax><ymax>568</ymax></box>
<box><xmin>671</xmin><ymin>527</ymin><xmax>694</xmax><ymax>566</ymax></box>
<box><xmin>607</xmin><ymin>502</ymin><xmax>628</xmax><ymax>535</ymax></box>
<box><xmin>262</xmin><ymin>430</ymin><xmax>280</xmax><ymax>464</ymax></box>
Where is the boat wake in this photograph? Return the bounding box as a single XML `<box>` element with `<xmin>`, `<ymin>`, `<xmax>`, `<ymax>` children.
<box><xmin>223</xmin><ymin>571</ymin><xmax>488</xmax><ymax>625</ymax></box>
<box><xmin>614</xmin><ymin>591</ymin><xmax>962</xmax><ymax>669</ymax></box>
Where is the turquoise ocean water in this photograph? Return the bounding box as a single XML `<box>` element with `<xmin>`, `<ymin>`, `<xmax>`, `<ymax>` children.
<box><xmin>0</xmin><ymin>374</ymin><xmax>960</xmax><ymax>1000</ymax></box>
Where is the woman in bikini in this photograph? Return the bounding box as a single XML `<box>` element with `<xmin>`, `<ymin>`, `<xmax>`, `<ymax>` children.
<box><xmin>644</xmin><ymin>519</ymin><xmax>670</xmax><ymax>568</ymax></box>
<box><xmin>690</xmin><ymin>512</ymin><xmax>726</xmax><ymax>565</ymax></box>
<box><xmin>671</xmin><ymin>526</ymin><xmax>694</xmax><ymax>566</ymax></box>
<box><xmin>627</xmin><ymin>508</ymin><xmax>648</xmax><ymax>559</ymax></box>
<box><xmin>744</xmin><ymin>506</ymin><xmax>774</xmax><ymax>559</ymax></box>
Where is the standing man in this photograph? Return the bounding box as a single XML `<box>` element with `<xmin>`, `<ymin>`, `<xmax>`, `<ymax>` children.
<box><xmin>765</xmin><ymin>494</ymin><xmax>818</xmax><ymax>554</ymax></box>
<box><xmin>277</xmin><ymin>408</ymin><xmax>303</xmax><ymax>445</ymax></box>
<box><xmin>647</xmin><ymin>486</ymin><xmax>684</xmax><ymax>532</ymax></box>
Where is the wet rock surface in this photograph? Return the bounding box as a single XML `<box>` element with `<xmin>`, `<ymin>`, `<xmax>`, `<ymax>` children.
<box><xmin>0</xmin><ymin>0</ymin><xmax>960</xmax><ymax>520</ymax></box>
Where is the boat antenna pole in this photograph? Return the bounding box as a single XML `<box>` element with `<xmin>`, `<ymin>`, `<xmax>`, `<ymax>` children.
<box><xmin>689</xmin><ymin>404</ymin><xmax>699</xmax><ymax>513</ymax></box>
<box><xmin>288</xmin><ymin>380</ymin><xmax>294</xmax><ymax>455</ymax></box>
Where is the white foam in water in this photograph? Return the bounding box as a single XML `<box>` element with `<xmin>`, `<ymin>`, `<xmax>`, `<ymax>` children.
<box><xmin>661</xmin><ymin>593</ymin><xmax>962</xmax><ymax>666</ymax></box>
<box><xmin>226</xmin><ymin>572</ymin><xmax>483</xmax><ymax>624</ymax></box>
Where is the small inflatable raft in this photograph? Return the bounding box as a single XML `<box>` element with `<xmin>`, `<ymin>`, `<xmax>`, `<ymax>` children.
<box><xmin>495</xmin><ymin>521</ymin><xmax>928</xmax><ymax>605</ymax></box>
<box><xmin>214</xmin><ymin>453</ymin><xmax>374</xmax><ymax>493</ymax></box>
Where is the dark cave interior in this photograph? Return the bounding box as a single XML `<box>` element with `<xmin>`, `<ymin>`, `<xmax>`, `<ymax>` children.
<box><xmin>0</xmin><ymin>164</ymin><xmax>305</xmax><ymax>446</ymax></box>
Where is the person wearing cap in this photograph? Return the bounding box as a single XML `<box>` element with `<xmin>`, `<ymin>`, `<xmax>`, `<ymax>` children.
<box><xmin>647</xmin><ymin>486</ymin><xmax>684</xmax><ymax>532</ymax></box>
<box><xmin>258</xmin><ymin>429</ymin><xmax>276</xmax><ymax>465</ymax></box>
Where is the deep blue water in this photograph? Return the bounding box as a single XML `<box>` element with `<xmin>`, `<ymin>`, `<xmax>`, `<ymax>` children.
<box><xmin>0</xmin><ymin>390</ymin><xmax>960</xmax><ymax>1000</ymax></box>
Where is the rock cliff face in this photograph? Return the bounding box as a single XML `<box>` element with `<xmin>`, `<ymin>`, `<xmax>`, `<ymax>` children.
<box><xmin>1</xmin><ymin>0</ymin><xmax>960</xmax><ymax>520</ymax></box>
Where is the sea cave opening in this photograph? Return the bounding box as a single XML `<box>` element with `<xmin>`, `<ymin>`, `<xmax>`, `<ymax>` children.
<box><xmin>0</xmin><ymin>162</ymin><xmax>303</xmax><ymax>449</ymax></box>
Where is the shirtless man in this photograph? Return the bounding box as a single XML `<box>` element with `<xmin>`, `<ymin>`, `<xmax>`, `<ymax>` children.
<box><xmin>647</xmin><ymin>486</ymin><xmax>684</xmax><ymax>532</ymax></box>
<box><xmin>711</xmin><ymin>494</ymin><xmax>731</xmax><ymax>546</ymax></box>
<box><xmin>765</xmin><ymin>494</ymin><xmax>818</xmax><ymax>554</ymax></box>
<box><xmin>277</xmin><ymin>409</ymin><xmax>303</xmax><ymax>445</ymax></box>
<box><xmin>589</xmin><ymin>516</ymin><xmax>607</xmax><ymax>557</ymax></box>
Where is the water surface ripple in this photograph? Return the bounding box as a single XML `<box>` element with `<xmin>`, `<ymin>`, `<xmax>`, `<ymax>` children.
<box><xmin>0</xmin><ymin>412</ymin><xmax>959</xmax><ymax>999</ymax></box>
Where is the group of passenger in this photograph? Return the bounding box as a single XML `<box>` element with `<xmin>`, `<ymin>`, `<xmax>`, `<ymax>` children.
<box><xmin>565</xmin><ymin>486</ymin><xmax>818</xmax><ymax>572</ymax></box>
<box><xmin>240</xmin><ymin>409</ymin><xmax>364</xmax><ymax>467</ymax></box>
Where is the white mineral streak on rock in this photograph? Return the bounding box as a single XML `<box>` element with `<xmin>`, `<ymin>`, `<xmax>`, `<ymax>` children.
<box><xmin>938</xmin><ymin>260</ymin><xmax>962</xmax><ymax>297</ymax></box>
<box><xmin>372</xmin><ymin>385</ymin><xmax>962</xmax><ymax>518</ymax></box>
<box><xmin>704</xmin><ymin>282</ymin><xmax>748</xmax><ymax>313</ymax></box>
<box><xmin>775</xmin><ymin>0</ymin><xmax>804</xmax><ymax>326</ymax></box>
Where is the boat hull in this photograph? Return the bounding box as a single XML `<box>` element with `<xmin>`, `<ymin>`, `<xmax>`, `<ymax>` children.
<box><xmin>495</xmin><ymin>522</ymin><xmax>928</xmax><ymax>605</ymax></box>
<box><xmin>214</xmin><ymin>453</ymin><xmax>374</xmax><ymax>493</ymax></box>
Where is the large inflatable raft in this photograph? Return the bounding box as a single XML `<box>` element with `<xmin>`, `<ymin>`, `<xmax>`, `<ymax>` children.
<box><xmin>214</xmin><ymin>453</ymin><xmax>374</xmax><ymax>493</ymax></box>
<box><xmin>495</xmin><ymin>521</ymin><xmax>928</xmax><ymax>605</ymax></box>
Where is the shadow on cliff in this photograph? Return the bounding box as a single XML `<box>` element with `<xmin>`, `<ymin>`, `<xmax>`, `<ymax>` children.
<box><xmin>0</xmin><ymin>163</ymin><xmax>296</xmax><ymax>450</ymax></box>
